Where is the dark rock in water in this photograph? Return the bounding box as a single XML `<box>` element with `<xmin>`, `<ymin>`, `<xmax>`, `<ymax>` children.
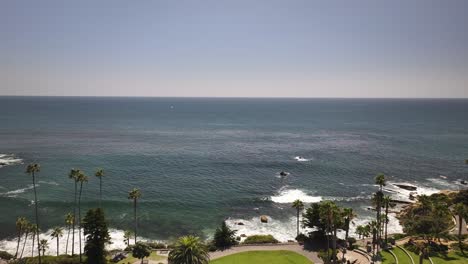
<box><xmin>260</xmin><ymin>215</ymin><xmax>268</xmax><ymax>223</ymax></box>
<box><xmin>237</xmin><ymin>222</ymin><xmax>244</xmax><ymax>225</ymax></box>
<box><xmin>395</xmin><ymin>184</ymin><xmax>417</xmax><ymax>191</ymax></box>
<box><xmin>280</xmin><ymin>171</ymin><xmax>288</xmax><ymax>176</ymax></box>
<box><xmin>461</xmin><ymin>180</ymin><xmax>467</xmax><ymax>185</ymax></box>
<box><xmin>240</xmin><ymin>234</ymin><xmax>247</xmax><ymax>237</ymax></box>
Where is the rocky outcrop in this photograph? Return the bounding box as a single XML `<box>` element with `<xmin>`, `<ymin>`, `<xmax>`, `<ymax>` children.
<box><xmin>260</xmin><ymin>215</ymin><xmax>268</xmax><ymax>223</ymax></box>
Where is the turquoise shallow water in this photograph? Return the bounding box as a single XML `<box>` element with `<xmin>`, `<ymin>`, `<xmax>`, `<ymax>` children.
<box><xmin>0</xmin><ymin>97</ymin><xmax>467</xmax><ymax>244</ymax></box>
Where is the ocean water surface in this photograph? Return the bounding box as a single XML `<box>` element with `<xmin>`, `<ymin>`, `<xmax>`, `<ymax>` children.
<box><xmin>0</xmin><ymin>97</ymin><xmax>467</xmax><ymax>254</ymax></box>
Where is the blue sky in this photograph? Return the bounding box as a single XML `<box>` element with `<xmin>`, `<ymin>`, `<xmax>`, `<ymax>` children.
<box><xmin>1</xmin><ymin>0</ymin><xmax>467</xmax><ymax>97</ymax></box>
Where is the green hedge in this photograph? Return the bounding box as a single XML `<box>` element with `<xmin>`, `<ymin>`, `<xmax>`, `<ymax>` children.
<box><xmin>10</xmin><ymin>255</ymin><xmax>83</xmax><ymax>264</ymax></box>
<box><xmin>243</xmin><ymin>235</ymin><xmax>279</xmax><ymax>244</ymax></box>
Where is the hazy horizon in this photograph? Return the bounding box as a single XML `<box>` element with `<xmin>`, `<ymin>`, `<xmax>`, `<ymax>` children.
<box><xmin>2</xmin><ymin>0</ymin><xmax>468</xmax><ymax>98</ymax></box>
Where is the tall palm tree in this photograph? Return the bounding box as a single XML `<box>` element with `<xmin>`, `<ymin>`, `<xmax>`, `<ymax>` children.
<box><xmin>77</xmin><ymin>171</ymin><xmax>88</xmax><ymax>263</ymax></box>
<box><xmin>374</xmin><ymin>173</ymin><xmax>386</xmax><ymax>251</ymax></box>
<box><xmin>292</xmin><ymin>199</ymin><xmax>304</xmax><ymax>237</ymax></box>
<box><xmin>30</xmin><ymin>224</ymin><xmax>38</xmax><ymax>258</ymax></box>
<box><xmin>367</xmin><ymin>220</ymin><xmax>378</xmax><ymax>257</ymax></box>
<box><xmin>319</xmin><ymin>201</ymin><xmax>342</xmax><ymax>264</ymax></box>
<box><xmin>168</xmin><ymin>236</ymin><xmax>210</xmax><ymax>264</ymax></box>
<box><xmin>20</xmin><ymin>220</ymin><xmax>32</xmax><ymax>259</ymax></box>
<box><xmin>39</xmin><ymin>239</ymin><xmax>48</xmax><ymax>256</ymax></box>
<box><xmin>51</xmin><ymin>227</ymin><xmax>64</xmax><ymax>256</ymax></box>
<box><xmin>128</xmin><ymin>188</ymin><xmax>141</xmax><ymax>244</ymax></box>
<box><xmin>95</xmin><ymin>169</ymin><xmax>104</xmax><ymax>208</ymax></box>
<box><xmin>343</xmin><ymin>208</ymin><xmax>356</xmax><ymax>241</ymax></box>
<box><xmin>452</xmin><ymin>203</ymin><xmax>467</xmax><ymax>254</ymax></box>
<box><xmin>382</xmin><ymin>195</ymin><xmax>395</xmax><ymax>246</ymax></box>
<box><xmin>14</xmin><ymin>217</ymin><xmax>27</xmax><ymax>258</ymax></box>
<box><xmin>65</xmin><ymin>212</ymin><xmax>74</xmax><ymax>255</ymax></box>
<box><xmin>26</xmin><ymin>163</ymin><xmax>42</xmax><ymax>264</ymax></box>
<box><xmin>69</xmin><ymin>168</ymin><xmax>81</xmax><ymax>256</ymax></box>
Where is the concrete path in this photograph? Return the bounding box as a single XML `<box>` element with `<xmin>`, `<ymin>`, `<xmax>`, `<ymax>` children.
<box><xmin>209</xmin><ymin>244</ymin><xmax>323</xmax><ymax>263</ymax></box>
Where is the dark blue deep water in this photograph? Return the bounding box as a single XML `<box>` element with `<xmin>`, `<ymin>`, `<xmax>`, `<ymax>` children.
<box><xmin>1</xmin><ymin>97</ymin><xmax>467</xmax><ymax>248</ymax></box>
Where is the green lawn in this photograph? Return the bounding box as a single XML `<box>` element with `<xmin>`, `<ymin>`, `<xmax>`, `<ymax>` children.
<box><xmin>381</xmin><ymin>250</ymin><xmax>397</xmax><ymax>264</ymax></box>
<box><xmin>392</xmin><ymin>247</ymin><xmax>413</xmax><ymax>264</ymax></box>
<box><xmin>210</xmin><ymin>250</ymin><xmax>313</xmax><ymax>264</ymax></box>
<box><xmin>431</xmin><ymin>251</ymin><xmax>468</xmax><ymax>264</ymax></box>
<box><xmin>114</xmin><ymin>251</ymin><xmax>166</xmax><ymax>264</ymax></box>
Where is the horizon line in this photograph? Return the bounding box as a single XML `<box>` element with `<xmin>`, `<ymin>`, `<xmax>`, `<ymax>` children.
<box><xmin>1</xmin><ymin>95</ymin><xmax>468</xmax><ymax>100</ymax></box>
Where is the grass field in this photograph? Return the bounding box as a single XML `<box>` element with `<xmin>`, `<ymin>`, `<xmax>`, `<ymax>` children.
<box><xmin>210</xmin><ymin>250</ymin><xmax>313</xmax><ymax>264</ymax></box>
<box><xmin>381</xmin><ymin>250</ymin><xmax>397</xmax><ymax>264</ymax></box>
<box><xmin>392</xmin><ymin>247</ymin><xmax>413</xmax><ymax>264</ymax></box>
<box><xmin>431</xmin><ymin>251</ymin><xmax>468</xmax><ymax>264</ymax></box>
<box><xmin>114</xmin><ymin>251</ymin><xmax>166</xmax><ymax>264</ymax></box>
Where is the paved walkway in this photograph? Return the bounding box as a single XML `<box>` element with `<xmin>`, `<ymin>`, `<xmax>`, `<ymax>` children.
<box><xmin>209</xmin><ymin>244</ymin><xmax>323</xmax><ymax>263</ymax></box>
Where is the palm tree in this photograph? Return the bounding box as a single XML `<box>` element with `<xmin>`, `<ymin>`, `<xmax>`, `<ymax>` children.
<box><xmin>65</xmin><ymin>212</ymin><xmax>74</xmax><ymax>255</ymax></box>
<box><xmin>123</xmin><ymin>230</ymin><xmax>133</xmax><ymax>247</ymax></box>
<box><xmin>452</xmin><ymin>203</ymin><xmax>467</xmax><ymax>254</ymax></box>
<box><xmin>14</xmin><ymin>217</ymin><xmax>27</xmax><ymax>258</ymax></box>
<box><xmin>367</xmin><ymin>220</ymin><xmax>378</xmax><ymax>257</ymax></box>
<box><xmin>51</xmin><ymin>227</ymin><xmax>64</xmax><ymax>256</ymax></box>
<box><xmin>374</xmin><ymin>173</ymin><xmax>386</xmax><ymax>251</ymax></box>
<box><xmin>26</xmin><ymin>163</ymin><xmax>42</xmax><ymax>264</ymax></box>
<box><xmin>30</xmin><ymin>224</ymin><xmax>38</xmax><ymax>258</ymax></box>
<box><xmin>128</xmin><ymin>188</ymin><xmax>141</xmax><ymax>244</ymax></box>
<box><xmin>69</xmin><ymin>168</ymin><xmax>81</xmax><ymax>256</ymax></box>
<box><xmin>382</xmin><ymin>195</ymin><xmax>395</xmax><ymax>246</ymax></box>
<box><xmin>355</xmin><ymin>225</ymin><xmax>365</xmax><ymax>239</ymax></box>
<box><xmin>168</xmin><ymin>236</ymin><xmax>210</xmax><ymax>264</ymax></box>
<box><xmin>39</xmin><ymin>239</ymin><xmax>48</xmax><ymax>256</ymax></box>
<box><xmin>20</xmin><ymin>220</ymin><xmax>32</xmax><ymax>259</ymax></box>
<box><xmin>95</xmin><ymin>169</ymin><xmax>104</xmax><ymax>208</ymax></box>
<box><xmin>343</xmin><ymin>208</ymin><xmax>356</xmax><ymax>241</ymax></box>
<box><xmin>77</xmin><ymin>171</ymin><xmax>88</xmax><ymax>263</ymax></box>
<box><xmin>292</xmin><ymin>199</ymin><xmax>304</xmax><ymax>237</ymax></box>
<box><xmin>319</xmin><ymin>201</ymin><xmax>342</xmax><ymax>264</ymax></box>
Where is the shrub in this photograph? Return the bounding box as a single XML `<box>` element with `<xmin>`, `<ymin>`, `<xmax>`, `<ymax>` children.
<box><xmin>243</xmin><ymin>234</ymin><xmax>278</xmax><ymax>244</ymax></box>
<box><xmin>0</xmin><ymin>250</ymin><xmax>13</xmax><ymax>260</ymax></box>
<box><xmin>145</xmin><ymin>242</ymin><xmax>166</xmax><ymax>249</ymax></box>
<box><xmin>296</xmin><ymin>233</ymin><xmax>307</xmax><ymax>244</ymax></box>
<box><xmin>213</xmin><ymin>221</ymin><xmax>238</xmax><ymax>250</ymax></box>
<box><xmin>10</xmin><ymin>255</ymin><xmax>82</xmax><ymax>264</ymax></box>
<box><xmin>318</xmin><ymin>249</ymin><xmax>336</xmax><ymax>264</ymax></box>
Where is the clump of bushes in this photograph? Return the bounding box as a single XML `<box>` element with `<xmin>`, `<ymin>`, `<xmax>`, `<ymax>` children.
<box><xmin>317</xmin><ymin>249</ymin><xmax>336</xmax><ymax>264</ymax></box>
<box><xmin>10</xmin><ymin>255</ymin><xmax>82</xmax><ymax>264</ymax></box>
<box><xmin>145</xmin><ymin>241</ymin><xmax>166</xmax><ymax>249</ymax></box>
<box><xmin>0</xmin><ymin>250</ymin><xmax>13</xmax><ymax>260</ymax></box>
<box><xmin>296</xmin><ymin>233</ymin><xmax>307</xmax><ymax>244</ymax></box>
<box><xmin>243</xmin><ymin>234</ymin><xmax>278</xmax><ymax>244</ymax></box>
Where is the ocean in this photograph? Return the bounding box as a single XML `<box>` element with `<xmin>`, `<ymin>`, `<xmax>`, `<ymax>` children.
<box><xmin>0</xmin><ymin>96</ymin><xmax>467</xmax><ymax>254</ymax></box>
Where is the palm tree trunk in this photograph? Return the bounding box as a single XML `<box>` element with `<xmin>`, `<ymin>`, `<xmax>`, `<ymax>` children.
<box><xmin>31</xmin><ymin>231</ymin><xmax>35</xmax><ymax>258</ymax></box>
<box><xmin>99</xmin><ymin>177</ymin><xmax>102</xmax><ymax>208</ymax></box>
<box><xmin>296</xmin><ymin>209</ymin><xmax>300</xmax><ymax>237</ymax></box>
<box><xmin>385</xmin><ymin>205</ymin><xmax>389</xmax><ymax>246</ymax></box>
<box><xmin>57</xmin><ymin>237</ymin><xmax>59</xmax><ymax>256</ymax></box>
<box><xmin>78</xmin><ymin>181</ymin><xmax>83</xmax><ymax>263</ymax></box>
<box><xmin>332</xmin><ymin>228</ymin><xmax>337</xmax><ymax>264</ymax></box>
<box><xmin>72</xmin><ymin>181</ymin><xmax>77</xmax><ymax>256</ymax></box>
<box><xmin>32</xmin><ymin>172</ymin><xmax>42</xmax><ymax>264</ymax></box>
<box><xmin>66</xmin><ymin>226</ymin><xmax>70</xmax><ymax>255</ymax></box>
<box><xmin>459</xmin><ymin>215</ymin><xmax>463</xmax><ymax>254</ymax></box>
<box><xmin>134</xmin><ymin>198</ymin><xmax>137</xmax><ymax>244</ymax></box>
<box><xmin>20</xmin><ymin>231</ymin><xmax>28</xmax><ymax>259</ymax></box>
<box><xmin>15</xmin><ymin>230</ymin><xmax>21</xmax><ymax>258</ymax></box>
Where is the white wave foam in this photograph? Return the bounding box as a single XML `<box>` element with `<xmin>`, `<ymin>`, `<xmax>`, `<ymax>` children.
<box><xmin>226</xmin><ymin>213</ymin><xmax>404</xmax><ymax>243</ymax></box>
<box><xmin>0</xmin><ymin>184</ymin><xmax>37</xmax><ymax>197</ymax></box>
<box><xmin>38</xmin><ymin>181</ymin><xmax>60</xmax><ymax>186</ymax></box>
<box><xmin>226</xmin><ymin>216</ymin><xmax>306</xmax><ymax>242</ymax></box>
<box><xmin>0</xmin><ymin>154</ymin><xmax>23</xmax><ymax>168</ymax></box>
<box><xmin>294</xmin><ymin>156</ymin><xmax>310</xmax><ymax>162</ymax></box>
<box><xmin>0</xmin><ymin>228</ymin><xmax>149</xmax><ymax>257</ymax></box>
<box><xmin>384</xmin><ymin>181</ymin><xmax>440</xmax><ymax>203</ymax></box>
<box><xmin>271</xmin><ymin>189</ymin><xmax>322</xmax><ymax>203</ymax></box>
